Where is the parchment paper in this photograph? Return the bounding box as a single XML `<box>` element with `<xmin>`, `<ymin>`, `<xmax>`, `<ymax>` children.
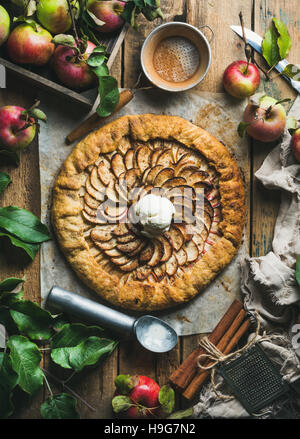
<box><xmin>39</xmin><ymin>88</ymin><xmax>249</xmax><ymax>336</ymax></box>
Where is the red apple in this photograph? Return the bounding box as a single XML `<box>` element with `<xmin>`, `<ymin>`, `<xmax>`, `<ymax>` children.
<box><xmin>223</xmin><ymin>60</ymin><xmax>260</xmax><ymax>99</ymax></box>
<box><xmin>53</xmin><ymin>40</ymin><xmax>96</xmax><ymax>90</ymax></box>
<box><xmin>0</xmin><ymin>106</ymin><xmax>36</xmax><ymax>151</ymax></box>
<box><xmin>87</xmin><ymin>0</ymin><xmax>125</xmax><ymax>33</ymax></box>
<box><xmin>7</xmin><ymin>23</ymin><xmax>54</xmax><ymax>66</ymax></box>
<box><xmin>113</xmin><ymin>374</ymin><xmax>160</xmax><ymax>419</ymax></box>
<box><xmin>243</xmin><ymin>95</ymin><xmax>286</xmax><ymax>142</ymax></box>
<box><xmin>0</xmin><ymin>5</ymin><xmax>10</xmax><ymax>46</ymax></box>
<box><xmin>291</xmin><ymin>128</ymin><xmax>300</xmax><ymax>162</ymax></box>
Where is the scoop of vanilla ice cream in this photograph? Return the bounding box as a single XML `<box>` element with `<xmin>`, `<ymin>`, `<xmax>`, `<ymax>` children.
<box><xmin>134</xmin><ymin>194</ymin><xmax>175</xmax><ymax>238</ymax></box>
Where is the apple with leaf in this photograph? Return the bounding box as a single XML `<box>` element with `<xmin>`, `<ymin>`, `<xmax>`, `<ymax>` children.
<box><xmin>112</xmin><ymin>374</ymin><xmax>175</xmax><ymax>419</ymax></box>
<box><xmin>0</xmin><ymin>101</ymin><xmax>47</xmax><ymax>153</ymax></box>
<box><xmin>238</xmin><ymin>93</ymin><xmax>289</xmax><ymax>143</ymax></box>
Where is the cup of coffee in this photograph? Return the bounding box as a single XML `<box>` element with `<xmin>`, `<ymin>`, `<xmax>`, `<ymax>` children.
<box><xmin>141</xmin><ymin>22</ymin><xmax>213</xmax><ymax>92</ymax></box>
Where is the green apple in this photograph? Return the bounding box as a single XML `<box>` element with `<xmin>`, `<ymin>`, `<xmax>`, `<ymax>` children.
<box><xmin>0</xmin><ymin>5</ymin><xmax>10</xmax><ymax>46</ymax></box>
<box><xmin>36</xmin><ymin>0</ymin><xmax>78</xmax><ymax>34</ymax></box>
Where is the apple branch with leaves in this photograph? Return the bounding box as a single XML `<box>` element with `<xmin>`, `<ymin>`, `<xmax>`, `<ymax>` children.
<box><xmin>0</xmin><ymin>277</ymin><xmax>118</xmax><ymax>419</ymax></box>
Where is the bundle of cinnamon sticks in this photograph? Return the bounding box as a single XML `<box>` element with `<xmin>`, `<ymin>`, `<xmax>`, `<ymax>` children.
<box><xmin>169</xmin><ymin>299</ymin><xmax>251</xmax><ymax>401</ymax></box>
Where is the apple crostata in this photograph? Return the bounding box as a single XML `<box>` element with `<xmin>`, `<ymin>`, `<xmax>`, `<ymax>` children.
<box><xmin>52</xmin><ymin>114</ymin><xmax>245</xmax><ymax>311</ymax></box>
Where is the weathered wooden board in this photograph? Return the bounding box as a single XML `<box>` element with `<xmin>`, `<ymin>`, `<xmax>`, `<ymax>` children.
<box><xmin>252</xmin><ymin>0</ymin><xmax>299</xmax><ymax>258</ymax></box>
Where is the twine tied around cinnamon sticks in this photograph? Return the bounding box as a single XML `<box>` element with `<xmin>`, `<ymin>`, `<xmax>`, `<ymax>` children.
<box><xmin>197</xmin><ymin>309</ymin><xmax>261</xmax><ymax>372</ymax></box>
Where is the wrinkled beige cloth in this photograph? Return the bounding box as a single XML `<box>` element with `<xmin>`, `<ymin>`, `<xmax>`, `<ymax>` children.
<box><xmin>194</xmin><ymin>96</ymin><xmax>300</xmax><ymax>419</ymax></box>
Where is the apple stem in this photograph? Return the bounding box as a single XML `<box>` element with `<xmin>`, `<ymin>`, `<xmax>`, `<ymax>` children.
<box><xmin>253</xmin><ymin>59</ymin><xmax>270</xmax><ymax>80</ymax></box>
<box><xmin>239</xmin><ymin>11</ymin><xmax>251</xmax><ymax>75</ymax></box>
<box><xmin>66</xmin><ymin>0</ymin><xmax>82</xmax><ymax>56</ymax></box>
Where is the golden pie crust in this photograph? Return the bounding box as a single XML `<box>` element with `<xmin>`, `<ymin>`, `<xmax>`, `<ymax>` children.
<box><xmin>52</xmin><ymin>114</ymin><xmax>245</xmax><ymax>311</ymax></box>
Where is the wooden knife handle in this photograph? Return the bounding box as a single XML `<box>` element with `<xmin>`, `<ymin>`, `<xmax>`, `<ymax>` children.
<box><xmin>66</xmin><ymin>89</ymin><xmax>134</xmax><ymax>144</ymax></box>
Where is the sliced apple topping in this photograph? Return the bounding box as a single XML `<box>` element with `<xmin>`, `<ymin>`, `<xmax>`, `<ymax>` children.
<box><xmin>164</xmin><ymin>225</ymin><xmax>184</xmax><ymax>251</ymax></box>
<box><xmin>82</xmin><ymin>139</ymin><xmax>223</xmax><ymax>282</ymax></box>
<box><xmin>154</xmin><ymin>168</ymin><xmax>175</xmax><ymax>187</ymax></box>
<box><xmin>98</xmin><ymin>159</ymin><xmax>114</xmax><ymax>186</ymax></box>
<box><xmin>136</xmin><ymin>145</ymin><xmax>152</xmax><ymax>173</ymax></box>
<box><xmin>165</xmin><ymin>254</ymin><xmax>178</xmax><ymax>276</ymax></box>
<box><xmin>185</xmin><ymin>239</ymin><xmax>200</xmax><ymax>262</ymax></box>
<box><xmin>85</xmin><ymin>177</ymin><xmax>106</xmax><ymax>202</ymax></box>
<box><xmin>84</xmin><ymin>192</ymin><xmax>100</xmax><ymax>210</ymax></box>
<box><xmin>146</xmin><ymin>164</ymin><xmax>164</xmax><ymax>184</ymax></box>
<box><xmin>147</xmin><ymin>239</ymin><xmax>164</xmax><ymax>267</ymax></box>
<box><xmin>139</xmin><ymin>242</ymin><xmax>154</xmax><ymax>263</ymax></box>
<box><xmin>157</xmin><ymin>235</ymin><xmax>173</xmax><ymax>262</ymax></box>
<box><xmin>124</xmin><ymin>148</ymin><xmax>135</xmax><ymax>170</ymax></box>
<box><xmin>111</xmin><ymin>153</ymin><xmax>126</xmax><ymax>178</ymax></box>
<box><xmin>135</xmin><ymin>265</ymin><xmax>152</xmax><ymax>281</ymax></box>
<box><xmin>117</xmin><ymin>239</ymin><xmax>143</xmax><ymax>254</ymax></box>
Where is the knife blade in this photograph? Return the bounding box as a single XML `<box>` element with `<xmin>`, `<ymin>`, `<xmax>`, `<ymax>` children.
<box><xmin>230</xmin><ymin>25</ymin><xmax>300</xmax><ymax>94</ymax></box>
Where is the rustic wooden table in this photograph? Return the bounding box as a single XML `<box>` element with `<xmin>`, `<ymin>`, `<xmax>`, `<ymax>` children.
<box><xmin>0</xmin><ymin>0</ymin><xmax>299</xmax><ymax>419</ymax></box>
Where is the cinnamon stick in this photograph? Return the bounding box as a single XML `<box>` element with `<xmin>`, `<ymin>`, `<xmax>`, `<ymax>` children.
<box><xmin>169</xmin><ymin>299</ymin><xmax>243</xmax><ymax>392</ymax></box>
<box><xmin>65</xmin><ymin>89</ymin><xmax>134</xmax><ymax>144</ymax></box>
<box><xmin>182</xmin><ymin>316</ymin><xmax>251</xmax><ymax>401</ymax></box>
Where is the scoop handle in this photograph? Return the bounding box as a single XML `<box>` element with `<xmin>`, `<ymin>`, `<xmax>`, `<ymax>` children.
<box><xmin>46</xmin><ymin>286</ymin><xmax>136</xmax><ymax>337</ymax></box>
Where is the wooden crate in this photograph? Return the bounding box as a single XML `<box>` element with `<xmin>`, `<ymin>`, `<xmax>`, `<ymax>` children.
<box><xmin>0</xmin><ymin>5</ymin><xmax>128</xmax><ymax>109</ymax></box>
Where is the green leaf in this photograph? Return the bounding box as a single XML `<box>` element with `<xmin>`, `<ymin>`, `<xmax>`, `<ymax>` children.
<box><xmin>282</xmin><ymin>64</ymin><xmax>300</xmax><ymax>82</ymax></box>
<box><xmin>0</xmin><ymin>308</ymin><xmax>19</xmax><ymax>335</ymax></box>
<box><xmin>30</xmin><ymin>109</ymin><xmax>47</xmax><ymax>123</ymax></box>
<box><xmin>0</xmin><ymin>172</ymin><xmax>11</xmax><ymax>194</ymax></box>
<box><xmin>287</xmin><ymin>117</ymin><xmax>298</xmax><ymax>135</ymax></box>
<box><xmin>112</xmin><ymin>395</ymin><xmax>133</xmax><ymax>413</ymax></box>
<box><xmin>296</xmin><ymin>255</ymin><xmax>300</xmax><ymax>287</ymax></box>
<box><xmin>0</xmin><ymin>277</ymin><xmax>24</xmax><ymax>307</ymax></box>
<box><xmin>87</xmin><ymin>53</ymin><xmax>107</xmax><ymax>68</ymax></box>
<box><xmin>50</xmin><ymin>323</ymin><xmax>105</xmax><ymax>369</ymax></box>
<box><xmin>0</xmin><ymin>352</ymin><xmax>18</xmax><ymax>419</ymax></box>
<box><xmin>273</xmin><ymin>18</ymin><xmax>292</xmax><ymax>59</ymax></box>
<box><xmin>0</xmin><ymin>231</ymin><xmax>40</xmax><ymax>260</ymax></box>
<box><xmin>0</xmin><ymin>206</ymin><xmax>50</xmax><ymax>244</ymax></box>
<box><xmin>262</xmin><ymin>25</ymin><xmax>281</xmax><ymax>68</ymax></box>
<box><xmin>13</xmin><ymin>17</ymin><xmax>39</xmax><ymax>32</ymax></box>
<box><xmin>158</xmin><ymin>385</ymin><xmax>175</xmax><ymax>415</ymax></box>
<box><xmin>249</xmin><ymin>92</ymin><xmax>267</xmax><ymax>107</ymax></box>
<box><xmin>52</xmin><ymin>34</ymin><xmax>77</xmax><ymax>48</ymax></box>
<box><xmin>121</xmin><ymin>2</ymin><xmax>137</xmax><ymax>28</ymax></box>
<box><xmin>114</xmin><ymin>374</ymin><xmax>137</xmax><ymax>394</ymax></box>
<box><xmin>7</xmin><ymin>335</ymin><xmax>44</xmax><ymax>395</ymax></box>
<box><xmin>26</xmin><ymin>0</ymin><xmax>37</xmax><ymax>16</ymax></box>
<box><xmin>0</xmin><ymin>150</ymin><xmax>20</xmax><ymax>166</ymax></box>
<box><xmin>97</xmin><ymin>76</ymin><xmax>120</xmax><ymax>118</ymax></box>
<box><xmin>237</xmin><ymin>122</ymin><xmax>251</xmax><ymax>138</ymax></box>
<box><xmin>41</xmin><ymin>394</ymin><xmax>80</xmax><ymax>419</ymax></box>
<box><xmin>275</xmin><ymin>98</ymin><xmax>291</xmax><ymax>105</ymax></box>
<box><xmin>9</xmin><ymin>300</ymin><xmax>54</xmax><ymax>341</ymax></box>
<box><xmin>93</xmin><ymin>64</ymin><xmax>109</xmax><ymax>78</ymax></box>
<box><xmin>86</xmin><ymin>9</ymin><xmax>105</xmax><ymax>27</ymax></box>
<box><xmin>92</xmin><ymin>46</ymin><xmax>107</xmax><ymax>54</ymax></box>
<box><xmin>67</xmin><ymin>336</ymin><xmax>118</xmax><ymax>372</ymax></box>
<box><xmin>167</xmin><ymin>407</ymin><xmax>194</xmax><ymax>419</ymax></box>
<box><xmin>0</xmin><ymin>277</ymin><xmax>24</xmax><ymax>292</ymax></box>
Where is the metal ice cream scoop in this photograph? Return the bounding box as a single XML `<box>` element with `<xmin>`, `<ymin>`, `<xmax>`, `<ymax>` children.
<box><xmin>46</xmin><ymin>286</ymin><xmax>178</xmax><ymax>354</ymax></box>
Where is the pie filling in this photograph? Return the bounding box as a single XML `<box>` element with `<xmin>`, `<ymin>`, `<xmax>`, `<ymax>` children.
<box><xmin>80</xmin><ymin>137</ymin><xmax>222</xmax><ymax>285</ymax></box>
